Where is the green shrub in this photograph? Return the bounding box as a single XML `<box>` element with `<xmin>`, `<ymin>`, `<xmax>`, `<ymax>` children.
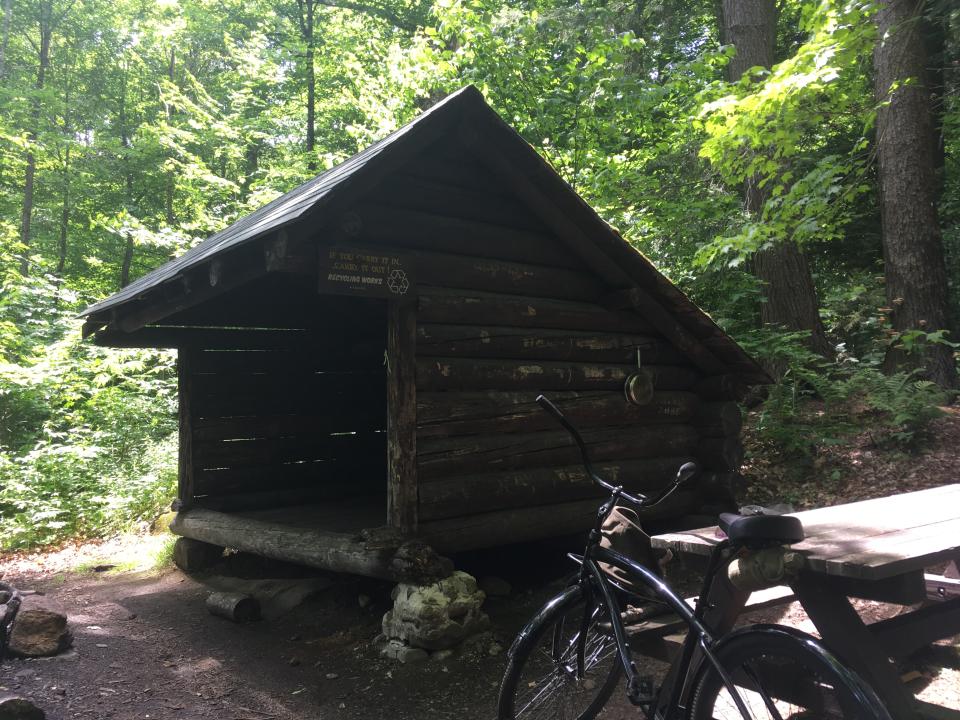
<box><xmin>740</xmin><ymin>328</ymin><xmax>953</xmax><ymax>458</ymax></box>
<box><xmin>0</xmin><ymin>262</ymin><xmax>177</xmax><ymax>550</ymax></box>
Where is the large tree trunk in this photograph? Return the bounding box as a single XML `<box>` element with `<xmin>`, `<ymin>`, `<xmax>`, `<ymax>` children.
<box><xmin>721</xmin><ymin>0</ymin><xmax>832</xmax><ymax>360</ymax></box>
<box><xmin>874</xmin><ymin>0</ymin><xmax>957</xmax><ymax>388</ymax></box>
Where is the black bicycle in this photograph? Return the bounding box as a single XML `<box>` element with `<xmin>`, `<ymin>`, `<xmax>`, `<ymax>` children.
<box><xmin>497</xmin><ymin>395</ymin><xmax>892</xmax><ymax>720</ymax></box>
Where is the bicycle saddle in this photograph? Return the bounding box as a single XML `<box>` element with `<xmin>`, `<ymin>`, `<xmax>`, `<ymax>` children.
<box><xmin>718</xmin><ymin>513</ymin><xmax>804</xmax><ymax>546</ymax></box>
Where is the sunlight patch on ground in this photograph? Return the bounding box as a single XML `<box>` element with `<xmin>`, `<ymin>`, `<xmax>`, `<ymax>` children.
<box><xmin>0</xmin><ymin>531</ymin><xmax>176</xmax><ymax>579</ymax></box>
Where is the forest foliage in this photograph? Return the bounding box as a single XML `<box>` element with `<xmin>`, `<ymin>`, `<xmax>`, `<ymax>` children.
<box><xmin>0</xmin><ymin>0</ymin><xmax>957</xmax><ymax>549</ymax></box>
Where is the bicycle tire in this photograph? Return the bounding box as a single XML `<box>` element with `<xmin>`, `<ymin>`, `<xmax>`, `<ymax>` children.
<box><xmin>497</xmin><ymin>584</ymin><xmax>622</xmax><ymax>720</ymax></box>
<box><xmin>688</xmin><ymin>625</ymin><xmax>892</xmax><ymax>720</ymax></box>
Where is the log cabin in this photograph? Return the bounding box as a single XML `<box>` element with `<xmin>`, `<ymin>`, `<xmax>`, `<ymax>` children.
<box><xmin>81</xmin><ymin>86</ymin><xmax>769</xmax><ymax>581</ymax></box>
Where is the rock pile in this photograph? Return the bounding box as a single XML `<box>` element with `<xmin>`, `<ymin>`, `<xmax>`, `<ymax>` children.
<box><xmin>381</xmin><ymin>571</ymin><xmax>490</xmax><ymax>663</ymax></box>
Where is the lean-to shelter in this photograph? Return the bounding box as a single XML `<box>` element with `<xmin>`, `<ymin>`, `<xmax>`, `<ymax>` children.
<box><xmin>81</xmin><ymin>86</ymin><xmax>768</xmax><ymax>580</ymax></box>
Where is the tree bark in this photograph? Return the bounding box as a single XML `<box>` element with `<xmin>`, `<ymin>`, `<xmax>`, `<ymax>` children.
<box><xmin>56</xmin><ymin>71</ymin><xmax>73</xmax><ymax>281</ymax></box>
<box><xmin>20</xmin><ymin>1</ymin><xmax>52</xmax><ymax>276</ymax></box>
<box><xmin>874</xmin><ymin>0</ymin><xmax>957</xmax><ymax>388</ymax></box>
<box><xmin>57</xmin><ymin>133</ymin><xmax>70</xmax><ymax>278</ymax></box>
<box><xmin>720</xmin><ymin>0</ymin><xmax>832</xmax><ymax>360</ymax></box>
<box><xmin>119</xmin><ymin>61</ymin><xmax>134</xmax><ymax>288</ymax></box>
<box><xmin>0</xmin><ymin>0</ymin><xmax>11</xmax><ymax>82</ymax></box>
<box><xmin>165</xmin><ymin>46</ymin><xmax>175</xmax><ymax>225</ymax></box>
<box><xmin>296</xmin><ymin>0</ymin><xmax>317</xmax><ymax>172</ymax></box>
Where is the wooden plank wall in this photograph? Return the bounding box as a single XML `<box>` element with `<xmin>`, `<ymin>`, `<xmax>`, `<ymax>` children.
<box><xmin>340</xmin><ymin>138</ymin><xmax>740</xmax><ymax>550</ymax></box>
<box><xmin>181</xmin><ymin>295</ymin><xmax>389</xmax><ymax>511</ymax></box>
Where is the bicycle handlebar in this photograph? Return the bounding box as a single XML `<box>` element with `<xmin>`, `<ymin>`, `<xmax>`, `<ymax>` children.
<box><xmin>535</xmin><ymin>394</ymin><xmax>698</xmax><ymax>509</ymax></box>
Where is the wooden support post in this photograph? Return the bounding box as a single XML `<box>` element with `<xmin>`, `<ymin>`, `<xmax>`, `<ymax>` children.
<box><xmin>177</xmin><ymin>348</ymin><xmax>195</xmax><ymax>508</ymax></box>
<box><xmin>387</xmin><ymin>298</ymin><xmax>418</xmax><ymax>535</ymax></box>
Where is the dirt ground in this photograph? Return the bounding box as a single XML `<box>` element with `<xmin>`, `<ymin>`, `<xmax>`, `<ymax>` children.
<box><xmin>2</xmin><ymin>535</ymin><xmax>959</xmax><ymax>720</ymax></box>
<box><xmin>3</xmin><ymin>408</ymin><xmax>960</xmax><ymax>719</ymax></box>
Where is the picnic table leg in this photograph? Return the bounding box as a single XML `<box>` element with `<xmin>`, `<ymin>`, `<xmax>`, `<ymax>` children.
<box><xmin>793</xmin><ymin>573</ymin><xmax>919</xmax><ymax>720</ymax></box>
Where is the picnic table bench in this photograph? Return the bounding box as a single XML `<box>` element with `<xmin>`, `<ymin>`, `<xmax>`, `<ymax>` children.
<box><xmin>651</xmin><ymin>484</ymin><xmax>960</xmax><ymax>719</ymax></box>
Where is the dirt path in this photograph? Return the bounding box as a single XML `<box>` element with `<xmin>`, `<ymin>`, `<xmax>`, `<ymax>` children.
<box><xmin>0</xmin><ymin>561</ymin><xmax>540</xmax><ymax>720</ymax></box>
<box><xmin>3</xmin><ymin>543</ymin><xmax>958</xmax><ymax>719</ymax></box>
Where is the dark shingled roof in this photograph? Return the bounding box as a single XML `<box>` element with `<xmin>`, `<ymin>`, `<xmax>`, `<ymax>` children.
<box><xmin>82</xmin><ymin>85</ymin><xmax>767</xmax><ymax>383</ymax></box>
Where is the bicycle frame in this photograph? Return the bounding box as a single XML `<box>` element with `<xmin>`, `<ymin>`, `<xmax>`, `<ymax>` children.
<box><xmin>578</xmin><ymin>538</ymin><xmax>755</xmax><ymax>720</ymax></box>
<box><xmin>507</xmin><ymin>395</ymin><xmax>891</xmax><ymax>720</ymax></box>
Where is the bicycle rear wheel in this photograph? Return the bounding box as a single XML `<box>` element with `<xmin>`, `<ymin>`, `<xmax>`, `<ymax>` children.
<box><xmin>689</xmin><ymin>625</ymin><xmax>891</xmax><ymax>720</ymax></box>
<box><xmin>497</xmin><ymin>585</ymin><xmax>622</xmax><ymax>720</ymax></box>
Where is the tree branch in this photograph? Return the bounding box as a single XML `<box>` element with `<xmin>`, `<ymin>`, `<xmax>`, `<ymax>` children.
<box><xmin>314</xmin><ymin>0</ymin><xmax>422</xmax><ymax>33</ymax></box>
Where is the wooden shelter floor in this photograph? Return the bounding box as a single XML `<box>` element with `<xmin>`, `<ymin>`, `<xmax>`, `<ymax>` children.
<box><xmin>230</xmin><ymin>495</ymin><xmax>387</xmax><ymax>535</ymax></box>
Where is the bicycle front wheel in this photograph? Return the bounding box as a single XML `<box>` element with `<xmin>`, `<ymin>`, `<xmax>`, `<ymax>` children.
<box><xmin>689</xmin><ymin>625</ymin><xmax>891</xmax><ymax>720</ymax></box>
<box><xmin>497</xmin><ymin>584</ymin><xmax>622</xmax><ymax>720</ymax></box>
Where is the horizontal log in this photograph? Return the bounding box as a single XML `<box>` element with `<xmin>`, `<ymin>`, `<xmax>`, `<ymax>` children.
<box><xmin>191</xmin><ymin>370</ymin><xmax>385</xmax><ymax>416</ymax></box>
<box><xmin>371</xmin><ymin>174</ymin><xmax>549</xmax><ymax>233</ymax></box>
<box><xmin>416</xmin><ymin>390</ymin><xmax>700</xmax><ymax>439</ymax></box>
<box><xmin>418</xmin><ymin>424</ymin><xmax>699</xmax><ymax>479</ymax></box>
<box><xmin>170</xmin><ymin>507</ymin><xmax>406</xmax><ymax>581</ymax></box>
<box><xmin>418</xmin><ymin>289</ymin><xmax>653</xmax><ymax>333</ymax></box>
<box><xmin>92</xmin><ymin>326</ymin><xmax>313</xmax><ymax>349</ymax></box>
<box><xmin>696</xmin><ymin>436</ymin><xmax>745</xmax><ymax>471</ymax></box>
<box><xmin>192</xmin><ymin>368</ymin><xmax>382</xmax><ymax>397</ymax></box>
<box><xmin>693</xmin><ymin>402</ymin><xmax>743</xmax><ymax>438</ymax></box>
<box><xmin>194</xmin><ymin>432</ymin><xmax>385</xmax><ymax>469</ymax></box>
<box><xmin>693</xmin><ymin>374</ymin><xmax>749</xmax><ymax>401</ymax></box>
<box><xmin>418</xmin><ymin>457</ymin><xmax>696</xmax><ymax>521</ymax></box>
<box><xmin>412</xmin><ymin>250</ymin><xmax>604</xmax><ymax>301</ymax></box>
<box><xmin>417</xmin><ymin>494</ymin><xmax>699</xmax><ymax>554</ymax></box>
<box><xmin>191</xmin><ymin>345</ymin><xmax>383</xmax><ymax>374</ymax></box>
<box><xmin>602</xmin><ymin>287</ymin><xmax>727</xmax><ymax>377</ymax></box>
<box><xmin>164</xmin><ymin>274</ymin><xmax>385</xmax><ymax>331</ymax></box>
<box><xmin>403</xmin><ymin>141</ymin><xmax>504</xmax><ymax>192</ymax></box>
<box><xmin>196</xmin><ymin>486</ymin><xmax>381</xmax><ymax>511</ymax></box>
<box><xmin>193</xmin><ymin>457</ymin><xmax>384</xmax><ymax>496</ymax></box>
<box><xmin>206</xmin><ymin>591</ymin><xmax>261</xmax><ymax>622</ymax></box>
<box><xmin>416</xmin><ymin>357</ymin><xmax>699</xmax><ymax>392</ymax></box>
<box><xmin>350</xmin><ymin>203</ymin><xmax>576</xmax><ymax>269</ymax></box>
<box><xmin>416</xmin><ymin>324</ymin><xmax>684</xmax><ymax>364</ymax></box>
<box><xmin>193</xmin><ymin>411</ymin><xmax>385</xmax><ymax>443</ymax></box>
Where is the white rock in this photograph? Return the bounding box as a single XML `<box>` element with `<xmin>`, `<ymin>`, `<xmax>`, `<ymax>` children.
<box><xmin>381</xmin><ymin>571</ymin><xmax>489</xmax><ymax>651</ymax></box>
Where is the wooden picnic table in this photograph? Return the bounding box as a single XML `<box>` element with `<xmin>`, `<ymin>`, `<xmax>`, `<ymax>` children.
<box><xmin>651</xmin><ymin>484</ymin><xmax>960</xmax><ymax>719</ymax></box>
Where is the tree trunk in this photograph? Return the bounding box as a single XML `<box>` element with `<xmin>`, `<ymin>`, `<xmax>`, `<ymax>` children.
<box><xmin>19</xmin><ymin>2</ymin><xmax>52</xmax><ymax>276</ymax></box>
<box><xmin>20</xmin><ymin>153</ymin><xmax>36</xmax><ymax>275</ymax></box>
<box><xmin>119</xmin><ymin>62</ymin><xmax>134</xmax><ymax>288</ymax></box>
<box><xmin>874</xmin><ymin>0</ymin><xmax>957</xmax><ymax>388</ymax></box>
<box><xmin>56</xmin><ymin>70</ymin><xmax>73</xmax><ymax>281</ymax></box>
<box><xmin>721</xmin><ymin>0</ymin><xmax>832</xmax><ymax>360</ymax></box>
<box><xmin>923</xmin><ymin>8</ymin><xmax>946</xmax><ymax>199</ymax></box>
<box><xmin>165</xmin><ymin>46</ymin><xmax>175</xmax><ymax>225</ymax></box>
<box><xmin>57</xmin><ymin>136</ymin><xmax>70</xmax><ymax>278</ymax></box>
<box><xmin>0</xmin><ymin>0</ymin><xmax>11</xmax><ymax>82</ymax></box>
<box><xmin>297</xmin><ymin>0</ymin><xmax>317</xmax><ymax>171</ymax></box>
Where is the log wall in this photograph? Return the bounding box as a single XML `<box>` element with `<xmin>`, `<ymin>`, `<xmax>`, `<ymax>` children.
<box><xmin>170</xmin><ymin>135</ymin><xmax>747</xmax><ymax>551</ymax></box>
<box><xmin>178</xmin><ymin>304</ymin><xmax>388</xmax><ymax>511</ymax></box>
<box><xmin>334</xmin><ymin>138</ymin><xmax>743</xmax><ymax>548</ymax></box>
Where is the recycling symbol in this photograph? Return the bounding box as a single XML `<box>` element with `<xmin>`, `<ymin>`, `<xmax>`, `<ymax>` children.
<box><xmin>387</xmin><ymin>269</ymin><xmax>410</xmax><ymax>295</ymax></box>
